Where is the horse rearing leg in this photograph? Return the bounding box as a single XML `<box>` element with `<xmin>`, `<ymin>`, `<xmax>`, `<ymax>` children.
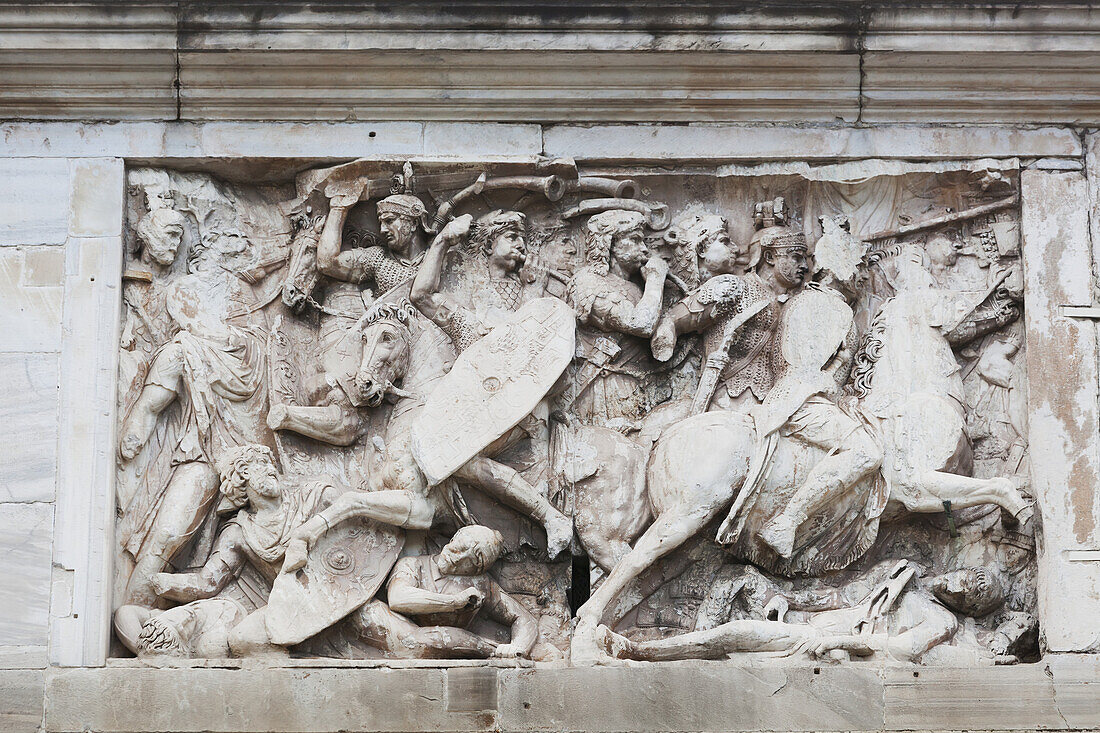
<box><xmin>571</xmin><ymin>500</ymin><xmax>727</xmax><ymax>665</ymax></box>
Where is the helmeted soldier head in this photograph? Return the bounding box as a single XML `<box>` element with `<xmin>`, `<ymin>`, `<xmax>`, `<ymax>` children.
<box><xmin>757</xmin><ymin>226</ymin><xmax>809</xmax><ymax>291</ymax></box>
<box><xmin>375</xmin><ymin>194</ymin><xmax>429</xmax><ymax>258</ymax></box>
<box><xmin>585</xmin><ymin>209</ymin><xmax>647</xmax><ymax>276</ymax></box>
<box><xmin>471</xmin><ymin>210</ymin><xmax>527</xmax><ymax>272</ymax></box>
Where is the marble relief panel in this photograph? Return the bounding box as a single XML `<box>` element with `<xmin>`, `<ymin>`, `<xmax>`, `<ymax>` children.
<box><xmin>110</xmin><ymin>158</ymin><xmax>1036</xmax><ymax>667</ymax></box>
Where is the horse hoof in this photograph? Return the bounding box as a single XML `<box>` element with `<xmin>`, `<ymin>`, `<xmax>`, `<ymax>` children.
<box><xmin>570</xmin><ymin>619</ymin><xmax>613</xmax><ymax>667</ymax></box>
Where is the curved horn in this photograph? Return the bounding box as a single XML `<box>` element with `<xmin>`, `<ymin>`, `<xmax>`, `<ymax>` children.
<box><xmin>560</xmin><ymin>198</ymin><xmax>671</xmax><ymax>231</ymax></box>
<box><xmin>481</xmin><ymin>175</ymin><xmax>567</xmax><ymax>202</ymax></box>
<box><xmin>569</xmin><ymin>177</ymin><xmax>639</xmax><ymax>199</ymax></box>
<box><xmin>427</xmin><ymin>174</ymin><xmax>567</xmax><ymax>234</ymax></box>
<box><xmin>428</xmin><ymin>173</ymin><xmax>487</xmax><ymax>234</ymax></box>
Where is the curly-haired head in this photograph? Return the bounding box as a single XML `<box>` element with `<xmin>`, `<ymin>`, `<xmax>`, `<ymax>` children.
<box><xmin>216</xmin><ymin>444</ymin><xmax>276</xmax><ymax>510</ymax></box>
<box><xmin>137</xmin><ymin>615</ymin><xmax>184</xmax><ymax>656</ymax></box>
<box><xmin>584</xmin><ymin>210</ymin><xmax>646</xmax><ymax>274</ymax></box>
<box><xmin>470</xmin><ymin>210</ymin><xmax>527</xmax><ymax>257</ymax></box>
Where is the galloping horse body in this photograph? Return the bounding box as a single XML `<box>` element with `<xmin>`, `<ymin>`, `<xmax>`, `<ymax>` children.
<box><xmin>570</xmin><ymin>254</ymin><xmax>1032</xmax><ymax>664</ymax></box>
<box><xmin>271</xmin><ymin>286</ymin><xmax>574</xmax><ymax>560</ymax></box>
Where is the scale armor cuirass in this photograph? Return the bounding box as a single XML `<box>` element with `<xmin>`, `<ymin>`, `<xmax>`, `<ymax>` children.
<box><xmin>356</xmin><ymin>245</ymin><xmax>421</xmax><ymax>294</ymax></box>
<box><xmin>703</xmin><ymin>273</ymin><xmax>782</xmax><ymax>402</ymax></box>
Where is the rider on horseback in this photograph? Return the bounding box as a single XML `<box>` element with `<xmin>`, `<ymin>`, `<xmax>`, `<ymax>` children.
<box><xmin>316</xmin><ymin>192</ymin><xmax>432</xmax><ymax>303</ymax></box>
<box><xmin>719</xmin><ymin>220</ymin><xmax>885</xmax><ymax>563</ymax></box>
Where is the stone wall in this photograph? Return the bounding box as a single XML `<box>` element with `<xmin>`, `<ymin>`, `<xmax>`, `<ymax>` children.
<box><xmin>2</xmin><ymin>3</ymin><xmax>1100</xmax><ymax>732</ymax></box>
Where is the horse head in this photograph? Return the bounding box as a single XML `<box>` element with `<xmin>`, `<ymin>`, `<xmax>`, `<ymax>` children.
<box><xmin>353</xmin><ymin>301</ymin><xmax>416</xmax><ymax>407</ymax></box>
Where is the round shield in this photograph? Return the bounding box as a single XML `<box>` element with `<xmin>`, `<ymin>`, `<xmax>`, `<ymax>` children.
<box><xmin>264</xmin><ymin>518</ymin><xmax>403</xmax><ymax>645</ymax></box>
<box><xmin>410</xmin><ymin>297</ymin><xmax>575</xmax><ymax>485</ymax></box>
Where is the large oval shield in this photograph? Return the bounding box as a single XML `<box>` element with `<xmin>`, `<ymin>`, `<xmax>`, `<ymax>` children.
<box><xmin>411</xmin><ymin>297</ymin><xmax>575</xmax><ymax>485</ymax></box>
<box><xmin>780</xmin><ymin>286</ymin><xmax>854</xmax><ymax>371</ymax></box>
<box><xmin>264</xmin><ymin>518</ymin><xmax>403</xmax><ymax>645</ymax></box>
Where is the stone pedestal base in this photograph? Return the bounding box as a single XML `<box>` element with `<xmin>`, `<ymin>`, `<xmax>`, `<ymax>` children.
<box><xmin>2</xmin><ymin>657</ymin><xmax>1095</xmax><ymax>732</ymax></box>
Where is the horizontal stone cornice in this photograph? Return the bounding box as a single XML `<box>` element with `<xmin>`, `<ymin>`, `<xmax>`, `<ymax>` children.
<box><xmin>2</xmin><ymin>2</ymin><xmax>1100</xmax><ymax>123</ymax></box>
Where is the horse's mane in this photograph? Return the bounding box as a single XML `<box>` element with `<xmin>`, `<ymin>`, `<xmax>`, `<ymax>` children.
<box><xmin>356</xmin><ymin>294</ymin><xmax>456</xmax><ymax>396</ymax></box>
<box><xmin>358</xmin><ymin>299</ymin><xmax>418</xmax><ymax>330</ymax></box>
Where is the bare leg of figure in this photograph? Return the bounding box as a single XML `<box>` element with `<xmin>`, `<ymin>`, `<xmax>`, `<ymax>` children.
<box><xmin>455</xmin><ymin>456</ymin><xmax>574</xmax><ymax>558</ymax></box>
<box><xmin>599</xmin><ymin>620</ymin><xmax>821</xmax><ymax>661</ymax></box>
<box><xmin>351</xmin><ymin>601</ymin><xmax>498</xmax><ymax>659</ymax></box>
<box><xmin>902</xmin><ymin>471</ymin><xmax>1032</xmax><ymax>523</ymax></box>
<box><xmin>572</xmin><ymin>501</ymin><xmax>727</xmax><ymax>665</ymax></box>
<box><xmin>125</xmin><ymin>461</ymin><xmax>219</xmax><ymax>607</ymax></box>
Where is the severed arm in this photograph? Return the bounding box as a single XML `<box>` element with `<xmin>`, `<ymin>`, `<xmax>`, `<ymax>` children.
<box><xmin>150</xmin><ymin>525</ymin><xmax>248</xmax><ymax>602</ymax></box>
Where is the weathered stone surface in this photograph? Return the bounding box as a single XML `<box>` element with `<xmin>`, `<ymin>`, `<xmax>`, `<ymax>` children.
<box><xmin>883</xmin><ymin>665</ymin><xmax>1064</xmax><ymax>730</ymax></box>
<box><xmin>0</xmin><ymin>503</ymin><xmax>54</xmax><ymax>648</ymax></box>
<box><xmin>543</xmin><ymin>124</ymin><xmax>1081</xmax><ymax>161</ymax></box>
<box><xmin>0</xmin><ymin>248</ymin><xmax>63</xmax><ymax>352</ymax></box>
<box><xmin>52</xmin><ymin>235</ymin><xmax>122</xmax><ymax>667</ymax></box>
<box><xmin>500</xmin><ymin>664</ymin><xmax>884</xmax><ymax>732</ymax></box>
<box><xmin>0</xmin><ymin>645</ymin><xmax>48</xmax><ymax>669</ymax></box>
<box><xmin>19</xmin><ymin>246</ymin><xmax>64</xmax><ymax>288</ymax></box>
<box><xmin>0</xmin><ymin>158</ymin><xmax>69</xmax><ymax>246</ymax></box>
<box><xmin>68</xmin><ymin>159</ymin><xmax>123</xmax><ymax>238</ymax></box>
<box><xmin>0</xmin><ymin>669</ymin><xmax>44</xmax><ymax>733</ymax></box>
<box><xmin>423</xmin><ymin>123</ymin><xmax>541</xmax><ymax>157</ymax></box>
<box><xmin>1021</xmin><ymin>169</ymin><xmax>1100</xmax><ymax>653</ymax></box>
<box><xmin>45</xmin><ymin>667</ymin><xmax>495</xmax><ymax>733</ymax></box>
<box><xmin>36</xmin><ymin>661</ymin><xmax>1100</xmax><ymax>732</ymax></box>
<box><xmin>0</xmin><ymin>353</ymin><xmax>58</xmax><ymax>503</ymax></box>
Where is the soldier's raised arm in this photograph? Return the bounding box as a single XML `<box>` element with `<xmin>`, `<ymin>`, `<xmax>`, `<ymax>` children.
<box><xmin>409</xmin><ymin>214</ymin><xmax>473</xmax><ymax>323</ymax></box>
<box><xmin>317</xmin><ymin>204</ymin><xmax>372</xmax><ymax>283</ymax></box>
<box><xmin>581</xmin><ymin>255</ymin><xmax>669</xmax><ymax>338</ymax></box>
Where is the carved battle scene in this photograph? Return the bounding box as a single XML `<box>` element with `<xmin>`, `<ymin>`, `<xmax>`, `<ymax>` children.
<box><xmin>112</xmin><ymin>158</ymin><xmax>1037</xmax><ymax>667</ymax></box>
